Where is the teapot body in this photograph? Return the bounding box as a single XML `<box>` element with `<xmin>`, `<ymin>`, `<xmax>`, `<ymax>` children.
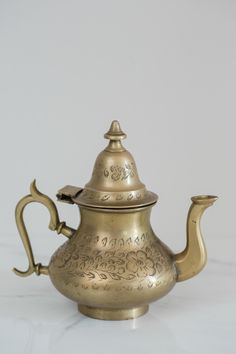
<box><xmin>49</xmin><ymin>205</ymin><xmax>176</xmax><ymax>319</ymax></box>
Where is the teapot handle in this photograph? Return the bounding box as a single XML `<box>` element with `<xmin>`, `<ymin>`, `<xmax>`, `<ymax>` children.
<box><xmin>13</xmin><ymin>180</ymin><xmax>75</xmax><ymax>277</ymax></box>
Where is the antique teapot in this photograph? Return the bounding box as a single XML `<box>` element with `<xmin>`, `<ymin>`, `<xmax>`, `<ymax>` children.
<box><xmin>13</xmin><ymin>121</ymin><xmax>217</xmax><ymax>320</ymax></box>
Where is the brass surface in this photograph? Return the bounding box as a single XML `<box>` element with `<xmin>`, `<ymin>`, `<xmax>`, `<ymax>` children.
<box><xmin>78</xmin><ymin>304</ymin><xmax>149</xmax><ymax>320</ymax></box>
<box><xmin>14</xmin><ymin>121</ymin><xmax>218</xmax><ymax>320</ymax></box>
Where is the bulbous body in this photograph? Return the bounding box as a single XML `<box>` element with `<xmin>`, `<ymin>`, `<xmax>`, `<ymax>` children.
<box><xmin>49</xmin><ymin>206</ymin><xmax>176</xmax><ymax>319</ymax></box>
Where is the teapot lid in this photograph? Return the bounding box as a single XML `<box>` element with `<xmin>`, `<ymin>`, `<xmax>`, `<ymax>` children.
<box><xmin>73</xmin><ymin>120</ymin><xmax>158</xmax><ymax>209</ymax></box>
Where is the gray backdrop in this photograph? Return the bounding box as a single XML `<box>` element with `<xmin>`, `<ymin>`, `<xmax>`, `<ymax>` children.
<box><xmin>1</xmin><ymin>0</ymin><xmax>234</xmax><ymax>266</ymax></box>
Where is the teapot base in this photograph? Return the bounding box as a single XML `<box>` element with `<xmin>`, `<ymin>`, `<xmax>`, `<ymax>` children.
<box><xmin>78</xmin><ymin>304</ymin><xmax>149</xmax><ymax>320</ymax></box>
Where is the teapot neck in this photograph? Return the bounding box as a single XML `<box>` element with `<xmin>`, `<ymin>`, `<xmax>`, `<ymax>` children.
<box><xmin>77</xmin><ymin>205</ymin><xmax>153</xmax><ymax>238</ymax></box>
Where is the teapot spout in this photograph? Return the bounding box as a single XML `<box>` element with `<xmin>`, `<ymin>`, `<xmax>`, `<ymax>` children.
<box><xmin>174</xmin><ymin>195</ymin><xmax>218</xmax><ymax>282</ymax></box>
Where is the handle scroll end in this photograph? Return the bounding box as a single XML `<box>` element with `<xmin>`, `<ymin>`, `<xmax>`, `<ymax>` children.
<box><xmin>13</xmin><ymin>263</ymin><xmax>49</xmax><ymax>277</ymax></box>
<box><xmin>30</xmin><ymin>179</ymin><xmax>37</xmax><ymax>195</ymax></box>
<box><xmin>13</xmin><ymin>267</ymin><xmax>34</xmax><ymax>277</ymax></box>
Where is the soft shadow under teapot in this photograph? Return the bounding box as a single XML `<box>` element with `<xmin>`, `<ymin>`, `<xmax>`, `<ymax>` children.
<box><xmin>13</xmin><ymin>121</ymin><xmax>217</xmax><ymax>320</ymax></box>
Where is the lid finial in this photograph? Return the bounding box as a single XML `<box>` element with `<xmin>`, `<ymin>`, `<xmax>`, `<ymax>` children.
<box><xmin>104</xmin><ymin>120</ymin><xmax>127</xmax><ymax>141</ymax></box>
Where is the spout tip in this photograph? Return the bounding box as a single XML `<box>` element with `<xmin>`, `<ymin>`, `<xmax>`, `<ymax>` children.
<box><xmin>191</xmin><ymin>195</ymin><xmax>218</xmax><ymax>205</ymax></box>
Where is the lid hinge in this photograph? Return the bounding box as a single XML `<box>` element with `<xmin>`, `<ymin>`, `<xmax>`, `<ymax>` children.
<box><xmin>57</xmin><ymin>185</ymin><xmax>83</xmax><ymax>204</ymax></box>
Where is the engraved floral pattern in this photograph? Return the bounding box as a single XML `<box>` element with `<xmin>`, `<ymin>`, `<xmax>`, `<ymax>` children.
<box><xmin>126</xmin><ymin>250</ymin><xmax>155</xmax><ymax>277</ymax></box>
<box><xmin>103</xmin><ymin>162</ymin><xmax>136</xmax><ymax>181</ymax></box>
<box><xmin>51</xmin><ymin>233</ymin><xmax>171</xmax><ymax>287</ymax></box>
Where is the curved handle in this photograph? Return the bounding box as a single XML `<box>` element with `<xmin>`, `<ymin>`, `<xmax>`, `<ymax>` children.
<box><xmin>13</xmin><ymin>180</ymin><xmax>75</xmax><ymax>277</ymax></box>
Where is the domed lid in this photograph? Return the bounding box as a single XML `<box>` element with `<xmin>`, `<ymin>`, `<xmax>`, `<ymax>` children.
<box><xmin>73</xmin><ymin>120</ymin><xmax>158</xmax><ymax>209</ymax></box>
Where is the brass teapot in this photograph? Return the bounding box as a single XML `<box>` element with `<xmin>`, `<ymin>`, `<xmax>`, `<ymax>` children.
<box><xmin>14</xmin><ymin>121</ymin><xmax>217</xmax><ymax>320</ymax></box>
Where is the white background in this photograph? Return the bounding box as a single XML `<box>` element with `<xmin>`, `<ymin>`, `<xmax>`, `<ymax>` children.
<box><xmin>0</xmin><ymin>1</ymin><xmax>235</xmax><ymax>354</ymax></box>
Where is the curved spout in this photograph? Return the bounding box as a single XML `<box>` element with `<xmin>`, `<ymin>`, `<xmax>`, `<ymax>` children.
<box><xmin>174</xmin><ymin>195</ymin><xmax>218</xmax><ymax>282</ymax></box>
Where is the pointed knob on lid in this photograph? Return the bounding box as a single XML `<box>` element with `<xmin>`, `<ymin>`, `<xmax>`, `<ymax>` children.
<box><xmin>104</xmin><ymin>120</ymin><xmax>127</xmax><ymax>152</ymax></box>
<box><xmin>104</xmin><ymin>120</ymin><xmax>127</xmax><ymax>141</ymax></box>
